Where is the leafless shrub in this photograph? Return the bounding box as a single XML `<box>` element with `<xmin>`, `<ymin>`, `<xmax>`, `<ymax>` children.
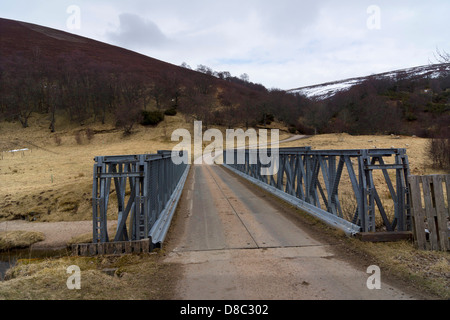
<box><xmin>85</xmin><ymin>128</ymin><xmax>94</xmax><ymax>142</ymax></box>
<box><xmin>115</xmin><ymin>102</ymin><xmax>142</xmax><ymax>136</ymax></box>
<box><xmin>339</xmin><ymin>192</ymin><xmax>358</xmax><ymax>222</ymax></box>
<box><xmin>74</xmin><ymin>131</ymin><xmax>83</xmax><ymax>145</ymax></box>
<box><xmin>427</xmin><ymin>132</ymin><xmax>450</xmax><ymax>172</ymax></box>
<box><xmin>54</xmin><ymin>134</ymin><xmax>62</xmax><ymax>146</ymax></box>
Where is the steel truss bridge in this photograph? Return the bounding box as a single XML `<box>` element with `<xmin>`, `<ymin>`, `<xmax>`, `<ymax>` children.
<box><xmin>223</xmin><ymin>147</ymin><xmax>411</xmax><ymax>236</ymax></box>
<box><xmin>89</xmin><ymin>147</ymin><xmax>411</xmax><ymax>252</ymax></box>
<box><xmin>92</xmin><ymin>151</ymin><xmax>189</xmax><ymax>249</ymax></box>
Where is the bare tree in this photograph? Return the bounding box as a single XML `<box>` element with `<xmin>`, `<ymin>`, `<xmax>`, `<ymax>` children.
<box><xmin>218</xmin><ymin>88</ymin><xmax>241</xmax><ymax>129</ymax></box>
<box><xmin>240</xmin><ymin>91</ymin><xmax>260</xmax><ymax>130</ymax></box>
<box><xmin>182</xmin><ymin>80</ymin><xmax>215</xmax><ymax>130</ymax></box>
<box><xmin>163</xmin><ymin>71</ymin><xmax>183</xmax><ymax>108</ymax></box>
<box><xmin>239</xmin><ymin>73</ymin><xmax>250</xmax><ymax>82</ymax></box>
<box><xmin>149</xmin><ymin>81</ymin><xmax>166</xmax><ymax>109</ymax></box>
<box><xmin>48</xmin><ymin>84</ymin><xmax>62</xmax><ymax>132</ymax></box>
<box><xmin>433</xmin><ymin>48</ymin><xmax>450</xmax><ymax>63</ymax></box>
<box><xmin>9</xmin><ymin>71</ymin><xmax>36</xmax><ymax>128</ymax></box>
<box><xmin>115</xmin><ymin>101</ymin><xmax>142</xmax><ymax>135</ymax></box>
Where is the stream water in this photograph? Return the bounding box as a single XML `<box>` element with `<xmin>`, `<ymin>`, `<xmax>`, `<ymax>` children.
<box><xmin>0</xmin><ymin>248</ymin><xmax>69</xmax><ymax>281</ymax></box>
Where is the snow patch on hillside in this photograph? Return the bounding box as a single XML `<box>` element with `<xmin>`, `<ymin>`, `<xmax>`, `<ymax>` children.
<box><xmin>289</xmin><ymin>63</ymin><xmax>450</xmax><ymax>100</ymax></box>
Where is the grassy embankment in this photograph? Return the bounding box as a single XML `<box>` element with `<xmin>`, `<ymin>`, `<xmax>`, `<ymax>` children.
<box><xmin>0</xmin><ymin>113</ymin><xmax>448</xmax><ymax>299</ymax></box>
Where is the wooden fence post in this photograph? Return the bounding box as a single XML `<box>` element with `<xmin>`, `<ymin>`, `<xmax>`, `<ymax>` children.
<box><xmin>409</xmin><ymin>175</ymin><xmax>449</xmax><ymax>251</ymax></box>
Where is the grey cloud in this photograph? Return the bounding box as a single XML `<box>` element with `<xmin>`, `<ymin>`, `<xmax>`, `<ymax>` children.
<box><xmin>107</xmin><ymin>13</ymin><xmax>168</xmax><ymax>49</ymax></box>
<box><xmin>256</xmin><ymin>1</ymin><xmax>322</xmax><ymax>37</ymax></box>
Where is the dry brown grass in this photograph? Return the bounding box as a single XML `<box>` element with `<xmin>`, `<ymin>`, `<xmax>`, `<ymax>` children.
<box><xmin>0</xmin><ymin>113</ymin><xmax>191</xmax><ymax>222</ymax></box>
<box><xmin>1</xmin><ymin>114</ymin><xmax>448</xmax><ymax>300</ymax></box>
<box><xmin>0</xmin><ymin>115</ymin><xmax>441</xmax><ymax>231</ymax></box>
<box><xmin>0</xmin><ymin>117</ymin><xmax>441</xmax><ymax>226</ymax></box>
<box><xmin>280</xmin><ymin>132</ymin><xmax>442</xmax><ymax>175</ymax></box>
<box><xmin>0</xmin><ymin>113</ymin><xmax>291</xmax><ymax>222</ymax></box>
<box><xmin>342</xmin><ymin>237</ymin><xmax>450</xmax><ymax>299</ymax></box>
<box><xmin>0</xmin><ymin>252</ymin><xmax>179</xmax><ymax>300</ymax></box>
<box><xmin>278</xmin><ymin>132</ymin><xmax>448</xmax><ymax>229</ymax></box>
<box><xmin>0</xmin><ymin>231</ymin><xmax>45</xmax><ymax>251</ymax></box>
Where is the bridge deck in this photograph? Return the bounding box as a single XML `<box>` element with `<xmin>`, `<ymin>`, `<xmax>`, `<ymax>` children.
<box><xmin>174</xmin><ymin>165</ymin><xmax>321</xmax><ymax>252</ymax></box>
<box><xmin>165</xmin><ymin>165</ymin><xmax>418</xmax><ymax>300</ymax></box>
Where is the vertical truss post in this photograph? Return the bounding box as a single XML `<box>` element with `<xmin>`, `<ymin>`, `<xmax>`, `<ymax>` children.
<box><xmin>361</xmin><ymin>151</ymin><xmax>376</xmax><ymax>232</ymax></box>
<box><xmin>92</xmin><ymin>152</ymin><xmax>189</xmax><ymax>246</ymax></box>
<box><xmin>222</xmin><ymin>147</ymin><xmax>411</xmax><ymax>234</ymax></box>
<box><xmin>395</xmin><ymin>150</ymin><xmax>411</xmax><ymax>232</ymax></box>
<box><xmin>92</xmin><ymin>157</ymin><xmax>101</xmax><ymax>244</ymax></box>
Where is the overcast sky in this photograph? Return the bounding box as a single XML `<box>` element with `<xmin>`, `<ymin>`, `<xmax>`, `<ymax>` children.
<box><xmin>1</xmin><ymin>0</ymin><xmax>449</xmax><ymax>90</ymax></box>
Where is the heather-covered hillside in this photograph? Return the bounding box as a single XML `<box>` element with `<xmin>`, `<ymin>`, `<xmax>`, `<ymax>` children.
<box><xmin>0</xmin><ymin>18</ymin><xmax>291</xmax><ymax>133</ymax></box>
<box><xmin>0</xmin><ymin>18</ymin><xmax>449</xmax><ymax>143</ymax></box>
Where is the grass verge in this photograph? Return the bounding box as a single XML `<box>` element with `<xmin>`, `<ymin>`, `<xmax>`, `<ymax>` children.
<box><xmin>222</xmin><ymin>164</ymin><xmax>450</xmax><ymax>300</ymax></box>
<box><xmin>290</xmin><ymin>206</ymin><xmax>450</xmax><ymax>300</ymax></box>
<box><xmin>0</xmin><ymin>251</ymin><xmax>180</xmax><ymax>300</ymax></box>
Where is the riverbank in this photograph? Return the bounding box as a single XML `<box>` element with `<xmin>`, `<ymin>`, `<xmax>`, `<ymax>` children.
<box><xmin>0</xmin><ymin>220</ymin><xmax>95</xmax><ymax>281</ymax></box>
<box><xmin>0</xmin><ymin>220</ymin><xmax>93</xmax><ymax>250</ymax></box>
<box><xmin>0</xmin><ymin>220</ymin><xmax>179</xmax><ymax>300</ymax></box>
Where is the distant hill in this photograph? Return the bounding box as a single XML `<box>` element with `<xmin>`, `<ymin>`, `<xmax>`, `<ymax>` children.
<box><xmin>289</xmin><ymin>63</ymin><xmax>450</xmax><ymax>100</ymax></box>
<box><xmin>1</xmin><ymin>18</ymin><xmax>448</xmax><ymax>140</ymax></box>
<box><xmin>290</xmin><ymin>62</ymin><xmax>450</xmax><ymax>138</ymax></box>
<box><xmin>0</xmin><ymin>18</ymin><xmax>276</xmax><ymax>132</ymax></box>
<box><xmin>0</xmin><ymin>18</ymin><xmax>232</xmax><ymax>90</ymax></box>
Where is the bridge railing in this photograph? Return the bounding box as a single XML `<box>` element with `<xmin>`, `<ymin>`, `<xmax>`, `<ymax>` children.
<box><xmin>223</xmin><ymin>147</ymin><xmax>411</xmax><ymax>235</ymax></box>
<box><xmin>92</xmin><ymin>151</ymin><xmax>190</xmax><ymax>249</ymax></box>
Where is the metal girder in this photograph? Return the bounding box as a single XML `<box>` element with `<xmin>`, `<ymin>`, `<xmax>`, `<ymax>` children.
<box><xmin>223</xmin><ymin>147</ymin><xmax>411</xmax><ymax>234</ymax></box>
<box><xmin>92</xmin><ymin>151</ymin><xmax>189</xmax><ymax>248</ymax></box>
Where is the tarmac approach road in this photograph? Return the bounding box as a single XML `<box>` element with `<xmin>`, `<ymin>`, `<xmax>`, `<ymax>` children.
<box><xmin>164</xmin><ymin>164</ymin><xmax>420</xmax><ymax>300</ymax></box>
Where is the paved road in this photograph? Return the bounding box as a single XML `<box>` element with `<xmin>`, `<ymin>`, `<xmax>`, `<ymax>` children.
<box><xmin>165</xmin><ymin>164</ymin><xmax>418</xmax><ymax>300</ymax></box>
